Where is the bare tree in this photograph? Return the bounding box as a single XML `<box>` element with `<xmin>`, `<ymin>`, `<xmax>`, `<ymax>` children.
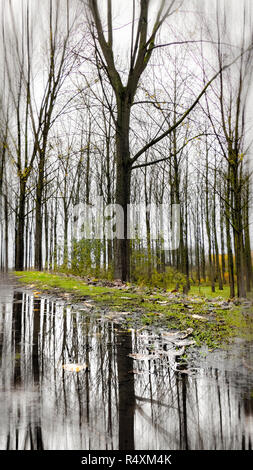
<box><xmin>85</xmin><ymin>0</ymin><xmax>253</xmax><ymax>281</ymax></box>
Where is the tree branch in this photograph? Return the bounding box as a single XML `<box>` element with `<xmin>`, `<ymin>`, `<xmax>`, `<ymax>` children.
<box><xmin>130</xmin><ymin>44</ymin><xmax>253</xmax><ymax>165</ymax></box>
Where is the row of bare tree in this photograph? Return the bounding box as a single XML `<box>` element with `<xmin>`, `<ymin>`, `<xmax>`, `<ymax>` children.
<box><xmin>0</xmin><ymin>0</ymin><xmax>253</xmax><ymax>296</ymax></box>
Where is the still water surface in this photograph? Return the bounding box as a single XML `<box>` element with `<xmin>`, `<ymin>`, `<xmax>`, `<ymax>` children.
<box><xmin>0</xmin><ymin>277</ymin><xmax>252</xmax><ymax>450</ymax></box>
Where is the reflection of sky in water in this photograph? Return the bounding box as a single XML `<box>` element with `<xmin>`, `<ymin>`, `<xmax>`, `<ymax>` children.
<box><xmin>0</xmin><ymin>281</ymin><xmax>252</xmax><ymax>450</ymax></box>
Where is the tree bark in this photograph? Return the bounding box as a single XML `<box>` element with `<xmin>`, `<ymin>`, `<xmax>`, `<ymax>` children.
<box><xmin>15</xmin><ymin>179</ymin><xmax>26</xmax><ymax>270</ymax></box>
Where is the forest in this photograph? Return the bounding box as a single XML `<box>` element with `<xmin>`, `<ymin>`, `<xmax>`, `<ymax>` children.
<box><xmin>0</xmin><ymin>0</ymin><xmax>253</xmax><ymax>298</ymax></box>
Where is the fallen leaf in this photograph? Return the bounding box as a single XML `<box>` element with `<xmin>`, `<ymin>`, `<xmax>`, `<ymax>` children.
<box><xmin>160</xmin><ymin>347</ymin><xmax>185</xmax><ymax>357</ymax></box>
<box><xmin>191</xmin><ymin>314</ymin><xmax>208</xmax><ymax>321</ymax></box>
<box><xmin>162</xmin><ymin>331</ymin><xmax>180</xmax><ymax>338</ymax></box>
<box><xmin>62</xmin><ymin>363</ymin><xmax>87</xmax><ymax>372</ymax></box>
<box><xmin>162</xmin><ymin>327</ymin><xmax>193</xmax><ymax>340</ymax></box>
<box><xmin>242</xmin><ymin>358</ymin><xmax>253</xmax><ymax>371</ymax></box>
<box><xmin>172</xmin><ymin>339</ymin><xmax>195</xmax><ymax>347</ymax></box>
<box><xmin>83</xmin><ymin>302</ymin><xmax>94</xmax><ymax>308</ymax></box>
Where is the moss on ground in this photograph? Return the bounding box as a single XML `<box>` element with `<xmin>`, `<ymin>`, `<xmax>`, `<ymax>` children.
<box><xmin>14</xmin><ymin>270</ymin><xmax>253</xmax><ymax>349</ymax></box>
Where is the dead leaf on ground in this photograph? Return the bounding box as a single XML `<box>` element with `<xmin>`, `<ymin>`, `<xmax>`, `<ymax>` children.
<box><xmin>190</xmin><ymin>314</ymin><xmax>209</xmax><ymax>321</ymax></box>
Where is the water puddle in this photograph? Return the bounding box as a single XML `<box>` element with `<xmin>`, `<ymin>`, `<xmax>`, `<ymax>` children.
<box><xmin>0</xmin><ymin>278</ymin><xmax>253</xmax><ymax>450</ymax></box>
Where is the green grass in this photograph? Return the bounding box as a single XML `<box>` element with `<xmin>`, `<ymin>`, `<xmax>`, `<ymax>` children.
<box><xmin>189</xmin><ymin>284</ymin><xmax>231</xmax><ymax>299</ymax></box>
<box><xmin>14</xmin><ymin>270</ymin><xmax>253</xmax><ymax>349</ymax></box>
<box><xmin>15</xmin><ymin>270</ymin><xmax>119</xmax><ymax>297</ymax></box>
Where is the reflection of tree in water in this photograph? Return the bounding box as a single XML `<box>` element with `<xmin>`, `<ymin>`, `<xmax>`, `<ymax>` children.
<box><xmin>130</xmin><ymin>330</ymin><xmax>253</xmax><ymax>450</ymax></box>
<box><xmin>0</xmin><ymin>291</ymin><xmax>253</xmax><ymax>449</ymax></box>
<box><xmin>39</xmin><ymin>302</ymin><xmax>119</xmax><ymax>449</ymax></box>
<box><xmin>0</xmin><ymin>292</ymin><xmax>44</xmax><ymax>449</ymax></box>
<box><xmin>116</xmin><ymin>330</ymin><xmax>135</xmax><ymax>449</ymax></box>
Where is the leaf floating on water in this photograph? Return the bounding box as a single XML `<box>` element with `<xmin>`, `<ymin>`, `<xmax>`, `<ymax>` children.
<box><xmin>175</xmin><ymin>368</ymin><xmax>196</xmax><ymax>375</ymax></box>
<box><xmin>172</xmin><ymin>339</ymin><xmax>196</xmax><ymax>347</ymax></box>
<box><xmin>128</xmin><ymin>369</ymin><xmax>143</xmax><ymax>375</ymax></box>
<box><xmin>62</xmin><ymin>363</ymin><xmax>87</xmax><ymax>372</ymax></box>
<box><xmin>242</xmin><ymin>358</ymin><xmax>253</xmax><ymax>371</ymax></box>
<box><xmin>128</xmin><ymin>353</ymin><xmax>159</xmax><ymax>361</ymax></box>
<box><xmin>162</xmin><ymin>327</ymin><xmax>193</xmax><ymax>340</ymax></box>
<box><xmin>33</xmin><ymin>291</ymin><xmax>41</xmax><ymax>298</ymax></box>
<box><xmin>162</xmin><ymin>331</ymin><xmax>180</xmax><ymax>338</ymax></box>
<box><xmin>162</xmin><ymin>347</ymin><xmax>185</xmax><ymax>357</ymax></box>
<box><xmin>83</xmin><ymin>302</ymin><xmax>94</xmax><ymax>308</ymax></box>
<box><xmin>179</xmin><ymin>328</ymin><xmax>194</xmax><ymax>339</ymax></box>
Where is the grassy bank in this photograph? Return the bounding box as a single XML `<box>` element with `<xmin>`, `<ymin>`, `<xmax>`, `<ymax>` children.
<box><xmin>14</xmin><ymin>270</ymin><xmax>253</xmax><ymax>349</ymax></box>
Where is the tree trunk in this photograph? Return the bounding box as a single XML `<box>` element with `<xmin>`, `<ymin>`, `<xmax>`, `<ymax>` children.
<box><xmin>231</xmin><ymin>164</ymin><xmax>246</xmax><ymax>297</ymax></box>
<box><xmin>113</xmin><ymin>99</ymin><xmax>132</xmax><ymax>281</ymax></box>
<box><xmin>116</xmin><ymin>330</ymin><xmax>135</xmax><ymax>450</ymax></box>
<box><xmin>34</xmin><ymin>150</ymin><xmax>45</xmax><ymax>271</ymax></box>
<box><xmin>225</xmin><ymin>171</ymin><xmax>235</xmax><ymax>298</ymax></box>
<box><xmin>15</xmin><ymin>179</ymin><xmax>26</xmax><ymax>270</ymax></box>
<box><xmin>244</xmin><ymin>182</ymin><xmax>252</xmax><ymax>292</ymax></box>
<box><xmin>44</xmin><ymin>194</ymin><xmax>49</xmax><ymax>270</ymax></box>
<box><xmin>220</xmin><ymin>199</ymin><xmax>226</xmax><ymax>285</ymax></box>
<box><xmin>205</xmin><ymin>164</ymin><xmax>215</xmax><ymax>293</ymax></box>
<box><xmin>53</xmin><ymin>199</ymin><xmax>58</xmax><ymax>269</ymax></box>
<box><xmin>63</xmin><ymin>202</ymin><xmax>68</xmax><ymax>268</ymax></box>
<box><xmin>4</xmin><ymin>192</ymin><xmax>8</xmax><ymax>272</ymax></box>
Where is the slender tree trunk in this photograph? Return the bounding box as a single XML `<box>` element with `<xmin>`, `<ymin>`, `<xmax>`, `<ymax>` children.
<box><xmin>4</xmin><ymin>192</ymin><xmax>8</xmax><ymax>272</ymax></box>
<box><xmin>225</xmin><ymin>171</ymin><xmax>235</xmax><ymax>298</ymax></box>
<box><xmin>213</xmin><ymin>163</ymin><xmax>223</xmax><ymax>290</ymax></box>
<box><xmin>25</xmin><ymin>199</ymin><xmax>29</xmax><ymax>269</ymax></box>
<box><xmin>195</xmin><ymin>198</ymin><xmax>201</xmax><ymax>284</ymax></box>
<box><xmin>205</xmin><ymin>156</ymin><xmax>215</xmax><ymax>292</ymax></box>
<box><xmin>53</xmin><ymin>199</ymin><xmax>58</xmax><ymax>269</ymax></box>
<box><xmin>200</xmin><ymin>198</ymin><xmax>206</xmax><ymax>283</ymax></box>
<box><xmin>63</xmin><ymin>202</ymin><xmax>68</xmax><ymax>268</ymax></box>
<box><xmin>220</xmin><ymin>198</ymin><xmax>226</xmax><ymax>285</ymax></box>
<box><xmin>44</xmin><ymin>192</ymin><xmax>49</xmax><ymax>270</ymax></box>
<box><xmin>244</xmin><ymin>180</ymin><xmax>252</xmax><ymax>291</ymax></box>
<box><xmin>183</xmin><ymin>156</ymin><xmax>190</xmax><ymax>292</ymax></box>
<box><xmin>34</xmin><ymin>151</ymin><xmax>45</xmax><ymax>270</ymax></box>
<box><xmin>231</xmin><ymin>163</ymin><xmax>246</xmax><ymax>297</ymax></box>
<box><xmin>15</xmin><ymin>179</ymin><xmax>26</xmax><ymax>270</ymax></box>
<box><xmin>144</xmin><ymin>167</ymin><xmax>152</xmax><ymax>280</ymax></box>
<box><xmin>49</xmin><ymin>203</ymin><xmax>54</xmax><ymax>270</ymax></box>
